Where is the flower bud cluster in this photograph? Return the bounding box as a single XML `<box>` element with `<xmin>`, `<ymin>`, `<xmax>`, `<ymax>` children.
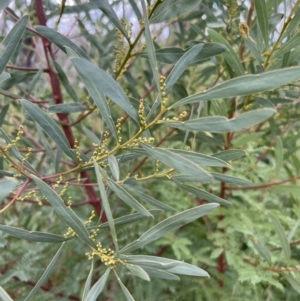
<box><xmin>162</xmin><ymin>111</ymin><xmax>187</xmax><ymax>122</ymax></box>
<box><xmin>21</xmin><ymin>147</ymin><xmax>32</xmax><ymax>165</ymax></box>
<box><xmin>138</xmin><ymin>99</ymin><xmax>147</xmax><ymax>129</ymax></box>
<box><xmin>86</xmin><ymin>242</ymin><xmax>124</xmax><ymax>268</ymax></box>
<box><xmin>116</xmin><ymin>117</ymin><xmax>124</xmax><ymax>144</ymax></box>
<box><xmin>160</xmin><ymin>76</ymin><xmax>167</xmax><ymax>108</ymax></box>
<box><xmin>74</xmin><ymin>139</ymin><xmax>83</xmax><ymax>165</ymax></box>
<box><xmin>126</xmin><ymin>136</ymin><xmax>154</xmax><ymax>148</ymax></box>
<box><xmin>4</xmin><ymin>126</ymin><xmax>24</xmax><ymax>152</ymax></box>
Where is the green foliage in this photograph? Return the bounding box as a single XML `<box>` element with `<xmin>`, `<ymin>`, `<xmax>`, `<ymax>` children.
<box><xmin>0</xmin><ymin>0</ymin><xmax>300</xmax><ymax>300</ymax></box>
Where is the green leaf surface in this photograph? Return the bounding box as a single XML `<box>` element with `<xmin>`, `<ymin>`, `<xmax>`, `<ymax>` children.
<box><xmin>252</xmin><ymin>239</ymin><xmax>272</xmax><ymax>264</ymax></box>
<box><xmin>275</xmin><ymin>137</ymin><xmax>283</xmax><ymax>174</ymax></box>
<box><xmin>0</xmin><ymin>224</ymin><xmax>69</xmax><ymax>243</ymax></box>
<box><xmin>107</xmin><ymin>179</ymin><xmax>152</xmax><ymax>217</ymax></box>
<box><xmin>211</xmin><ymin>149</ymin><xmax>246</xmax><ymax>161</ymax></box>
<box><xmin>139</xmin><ymin>43</ymin><xmax>226</xmax><ymax>65</ymax></box>
<box><xmin>0</xmin><ymin>178</ymin><xmax>17</xmax><ymax>202</ymax></box>
<box><xmin>273</xmin><ymin>32</ymin><xmax>300</xmax><ymax>59</ymax></box>
<box><xmin>123</xmin><ymin>185</ymin><xmax>176</xmax><ymax>212</ymax></box>
<box><xmin>172</xmin><ymin>67</ymin><xmax>300</xmax><ymax>107</ymax></box>
<box><xmin>108</xmin><ymin>155</ymin><xmax>119</xmax><ymax>181</ymax></box>
<box><xmin>141</xmin><ymin>0</ymin><xmax>161</xmax><ymax>95</ymax></box>
<box><xmin>284</xmin><ymin>274</ymin><xmax>300</xmax><ymax>294</ymax></box>
<box><xmin>36</xmin><ymin>123</ymin><xmax>55</xmax><ymax>163</ymax></box>
<box><xmin>99</xmin><ymin>210</ymin><xmax>162</xmax><ymax>228</ymax></box>
<box><xmin>0</xmin><ymin>72</ymin><xmax>10</xmax><ymax>84</ymax></box>
<box><xmin>0</xmin><ymin>104</ymin><xmax>9</xmax><ymax>127</ymax></box>
<box><xmin>20</xmin><ymin>99</ymin><xmax>76</xmax><ymax>161</ymax></box>
<box><xmin>0</xmin><ymin>0</ymin><xmax>12</xmax><ymax>10</ymax></box>
<box><xmin>48</xmin><ymin>103</ymin><xmax>88</xmax><ymax>114</ymax></box>
<box><xmin>140</xmin><ymin>267</ymin><xmax>180</xmax><ymax>280</ymax></box>
<box><xmin>211</xmin><ymin>173</ymin><xmax>253</xmax><ymax>186</ymax></box>
<box><xmin>34</xmin><ymin>26</ymin><xmax>89</xmax><ymax>59</ymax></box>
<box><xmin>0</xmin><ymin>286</ymin><xmax>13</xmax><ymax>301</ymax></box>
<box><xmin>24</xmin><ymin>243</ymin><xmax>65</xmax><ymax>301</ymax></box>
<box><xmin>94</xmin><ymin>161</ymin><xmax>119</xmax><ymax>252</ymax></box>
<box><xmin>84</xmin><ymin>268</ymin><xmax>111</xmax><ymax>301</ymax></box>
<box><xmin>269</xmin><ymin>213</ymin><xmax>290</xmax><ymax>263</ymax></box>
<box><xmin>82</xmin><ymin>261</ymin><xmax>94</xmax><ymax>301</ymax></box>
<box><xmin>125</xmin><ymin>264</ymin><xmax>150</xmax><ymax>281</ymax></box>
<box><xmin>122</xmin><ymin>255</ymin><xmax>209</xmax><ymax>277</ymax></box>
<box><xmin>140</xmin><ymin>143</ymin><xmax>213</xmax><ymax>180</ymax></box>
<box><xmin>150</xmin><ymin>0</ymin><xmax>202</xmax><ymax>23</ymax></box>
<box><xmin>254</xmin><ymin>0</ymin><xmax>268</xmax><ymax>45</ymax></box>
<box><xmin>174</xmin><ymin>181</ymin><xmax>231</xmax><ymax>206</ymax></box>
<box><xmin>53</xmin><ymin>62</ymin><xmax>79</xmax><ymax>102</ymax></box>
<box><xmin>169</xmin><ymin>149</ymin><xmax>229</xmax><ymax>167</ymax></box>
<box><xmin>32</xmin><ymin>176</ymin><xmax>96</xmax><ymax>248</ymax></box>
<box><xmin>281</xmin><ymin>6</ymin><xmax>300</xmax><ymax>40</ymax></box>
<box><xmin>164</xmin><ymin>109</ymin><xmax>275</xmax><ymax>133</ymax></box>
<box><xmin>90</xmin><ymin>0</ymin><xmax>128</xmax><ymax>40</ymax></box>
<box><xmin>121</xmin><ymin>203</ymin><xmax>218</xmax><ymax>253</ymax></box>
<box><xmin>0</xmin><ymin>15</ymin><xmax>28</xmax><ymax>74</ymax></box>
<box><xmin>71</xmin><ymin>57</ymin><xmax>138</xmax><ymax>124</ymax></box>
<box><xmin>165</xmin><ymin>43</ymin><xmax>204</xmax><ymax>92</ymax></box>
<box><xmin>115</xmin><ymin>271</ymin><xmax>136</xmax><ymax>301</ymax></box>
<box><xmin>208</xmin><ymin>28</ymin><xmax>244</xmax><ymax>76</ymax></box>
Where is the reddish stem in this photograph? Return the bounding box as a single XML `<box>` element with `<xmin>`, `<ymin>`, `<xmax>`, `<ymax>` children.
<box><xmin>34</xmin><ymin>0</ymin><xmax>105</xmax><ymax>220</ymax></box>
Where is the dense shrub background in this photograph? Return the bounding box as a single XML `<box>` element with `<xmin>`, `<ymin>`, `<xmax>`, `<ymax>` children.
<box><xmin>1</xmin><ymin>0</ymin><xmax>300</xmax><ymax>300</ymax></box>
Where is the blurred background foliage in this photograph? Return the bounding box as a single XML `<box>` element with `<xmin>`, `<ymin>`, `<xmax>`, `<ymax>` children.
<box><xmin>1</xmin><ymin>0</ymin><xmax>300</xmax><ymax>300</ymax></box>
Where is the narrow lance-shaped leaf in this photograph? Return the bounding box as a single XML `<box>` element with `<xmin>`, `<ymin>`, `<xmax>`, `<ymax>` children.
<box><xmin>0</xmin><ymin>0</ymin><xmax>12</xmax><ymax>10</ymax></box>
<box><xmin>174</xmin><ymin>181</ymin><xmax>231</xmax><ymax>206</ymax></box>
<box><xmin>0</xmin><ymin>178</ymin><xmax>17</xmax><ymax>202</ymax></box>
<box><xmin>171</xmin><ymin>67</ymin><xmax>300</xmax><ymax>107</ymax></box>
<box><xmin>0</xmin><ymin>224</ymin><xmax>69</xmax><ymax>243</ymax></box>
<box><xmin>71</xmin><ymin>57</ymin><xmax>139</xmax><ymax>124</ymax></box>
<box><xmin>107</xmin><ymin>179</ymin><xmax>152</xmax><ymax>217</ymax></box>
<box><xmin>48</xmin><ymin>103</ymin><xmax>88</xmax><ymax>114</ymax></box>
<box><xmin>24</xmin><ymin>243</ymin><xmax>65</xmax><ymax>301</ymax></box>
<box><xmin>165</xmin><ymin>43</ymin><xmax>204</xmax><ymax>92</ymax></box>
<box><xmin>90</xmin><ymin>0</ymin><xmax>129</xmax><ymax>41</ymax></box>
<box><xmin>164</xmin><ymin>109</ymin><xmax>275</xmax><ymax>133</ymax></box>
<box><xmin>32</xmin><ymin>176</ymin><xmax>96</xmax><ymax>248</ymax></box>
<box><xmin>140</xmin><ymin>143</ymin><xmax>213</xmax><ymax>180</ymax></box>
<box><xmin>123</xmin><ymin>185</ymin><xmax>176</xmax><ymax>212</ymax></box>
<box><xmin>269</xmin><ymin>213</ymin><xmax>290</xmax><ymax>263</ymax></box>
<box><xmin>254</xmin><ymin>0</ymin><xmax>268</xmax><ymax>45</ymax></box>
<box><xmin>34</xmin><ymin>26</ymin><xmax>89</xmax><ymax>59</ymax></box>
<box><xmin>0</xmin><ymin>72</ymin><xmax>10</xmax><ymax>84</ymax></box>
<box><xmin>141</xmin><ymin>0</ymin><xmax>161</xmax><ymax>96</ymax></box>
<box><xmin>20</xmin><ymin>99</ymin><xmax>76</xmax><ymax>161</ymax></box>
<box><xmin>0</xmin><ymin>286</ymin><xmax>13</xmax><ymax>301</ymax></box>
<box><xmin>84</xmin><ymin>268</ymin><xmax>111</xmax><ymax>301</ymax></box>
<box><xmin>108</xmin><ymin>155</ymin><xmax>119</xmax><ymax>181</ymax></box>
<box><xmin>54</xmin><ymin>62</ymin><xmax>79</xmax><ymax>102</ymax></box>
<box><xmin>150</xmin><ymin>0</ymin><xmax>202</xmax><ymax>23</ymax></box>
<box><xmin>0</xmin><ymin>104</ymin><xmax>9</xmax><ymax>127</ymax></box>
<box><xmin>0</xmin><ymin>15</ymin><xmax>28</xmax><ymax>74</ymax></box>
<box><xmin>275</xmin><ymin>136</ymin><xmax>283</xmax><ymax>174</ymax></box>
<box><xmin>208</xmin><ymin>28</ymin><xmax>244</xmax><ymax>76</ymax></box>
<box><xmin>125</xmin><ymin>264</ymin><xmax>150</xmax><ymax>281</ymax></box>
<box><xmin>82</xmin><ymin>261</ymin><xmax>94</xmax><ymax>301</ymax></box>
<box><xmin>114</xmin><ymin>270</ymin><xmax>136</xmax><ymax>301</ymax></box>
<box><xmin>122</xmin><ymin>255</ymin><xmax>209</xmax><ymax>277</ymax></box>
<box><xmin>168</xmin><ymin>149</ymin><xmax>229</xmax><ymax>167</ymax></box>
<box><xmin>99</xmin><ymin>210</ymin><xmax>162</xmax><ymax>228</ymax></box>
<box><xmin>121</xmin><ymin>203</ymin><xmax>219</xmax><ymax>253</ymax></box>
<box><xmin>93</xmin><ymin>160</ymin><xmax>119</xmax><ymax>253</ymax></box>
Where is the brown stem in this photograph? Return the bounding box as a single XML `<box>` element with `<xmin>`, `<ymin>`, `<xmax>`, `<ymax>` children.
<box><xmin>226</xmin><ymin>176</ymin><xmax>299</xmax><ymax>191</ymax></box>
<box><xmin>34</xmin><ymin>0</ymin><xmax>105</xmax><ymax>220</ymax></box>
